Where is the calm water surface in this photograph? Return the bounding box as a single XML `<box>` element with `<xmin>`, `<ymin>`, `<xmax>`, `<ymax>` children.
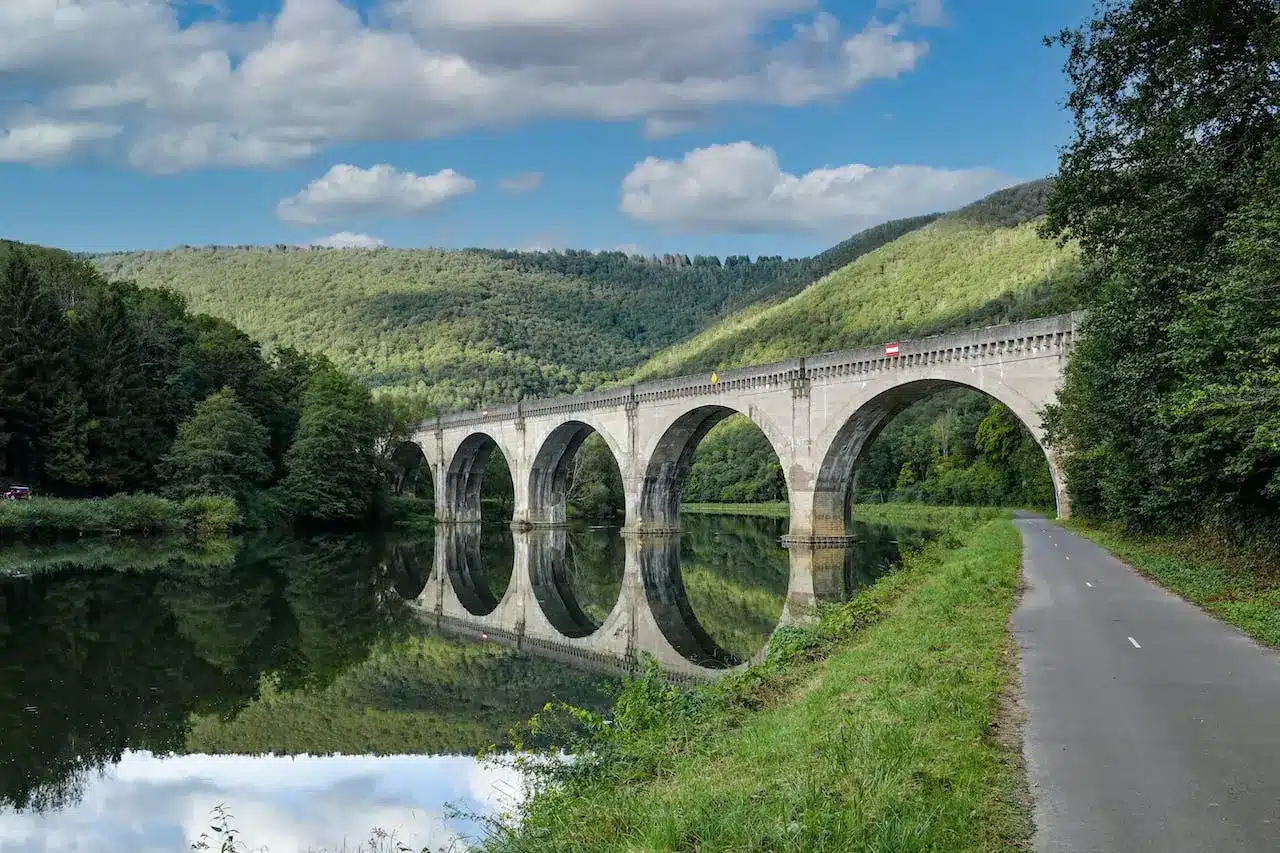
<box><xmin>0</xmin><ymin>514</ymin><xmax>927</xmax><ymax>852</ymax></box>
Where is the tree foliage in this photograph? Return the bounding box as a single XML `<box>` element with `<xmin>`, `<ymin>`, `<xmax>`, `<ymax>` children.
<box><xmin>160</xmin><ymin>388</ymin><xmax>272</xmax><ymax>508</ymax></box>
<box><xmin>630</xmin><ymin>188</ymin><xmax>1087</xmax><ymax>381</ymax></box>
<box><xmin>0</xmin><ymin>241</ymin><xmax>396</xmax><ymax>527</ymax></box>
<box><xmin>90</xmin><ymin>214</ymin><xmax>937</xmax><ymax>410</ymax></box>
<box><xmin>281</xmin><ymin>367</ymin><xmax>384</xmax><ymax>523</ymax></box>
<box><xmin>1042</xmin><ymin>0</ymin><xmax>1280</xmax><ymax>538</ymax></box>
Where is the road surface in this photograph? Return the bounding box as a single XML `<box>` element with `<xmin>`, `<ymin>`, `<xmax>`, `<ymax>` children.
<box><xmin>1013</xmin><ymin>515</ymin><xmax>1280</xmax><ymax>852</ymax></box>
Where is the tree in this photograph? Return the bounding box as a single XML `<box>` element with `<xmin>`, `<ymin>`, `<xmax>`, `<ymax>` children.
<box><xmin>1042</xmin><ymin>0</ymin><xmax>1280</xmax><ymax>535</ymax></box>
<box><xmin>160</xmin><ymin>388</ymin><xmax>272</xmax><ymax>509</ymax></box>
<box><xmin>280</xmin><ymin>367</ymin><xmax>383</xmax><ymax>523</ymax></box>
<box><xmin>0</xmin><ymin>246</ymin><xmax>78</xmax><ymax>488</ymax></box>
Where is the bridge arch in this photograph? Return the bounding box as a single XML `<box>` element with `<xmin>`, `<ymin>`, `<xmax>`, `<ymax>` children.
<box><xmin>804</xmin><ymin>378</ymin><xmax>1065</xmax><ymax>539</ymax></box>
<box><xmin>387</xmin><ymin>440</ymin><xmax>433</xmax><ymax>499</ymax></box>
<box><xmin>636</xmin><ymin>404</ymin><xmax>791</xmax><ymax>533</ymax></box>
<box><xmin>442</xmin><ymin>431</ymin><xmax>519</xmax><ymax>524</ymax></box>
<box><xmin>527</xmin><ymin>418</ymin><xmax>628</xmax><ymax>526</ymax></box>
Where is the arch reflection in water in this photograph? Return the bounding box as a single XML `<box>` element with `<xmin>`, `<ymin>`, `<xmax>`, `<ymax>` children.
<box><xmin>440</xmin><ymin>524</ymin><xmax>515</xmax><ymax>617</ymax></box>
<box><xmin>386</xmin><ymin>532</ymin><xmax>434</xmax><ymax>601</ymax></box>
<box><xmin>528</xmin><ymin>525</ymin><xmax>625</xmax><ymax>639</ymax></box>
<box><xmin>641</xmin><ymin>515</ymin><xmax>934</xmax><ymax>669</ymax></box>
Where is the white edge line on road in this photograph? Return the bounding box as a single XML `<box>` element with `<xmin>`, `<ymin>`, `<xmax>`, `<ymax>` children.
<box><xmin>1128</xmin><ymin>636</ymin><xmax>1142</xmax><ymax>649</ymax></box>
<box><xmin>1086</xmin><ymin>582</ymin><xmax>1093</xmax><ymax>588</ymax></box>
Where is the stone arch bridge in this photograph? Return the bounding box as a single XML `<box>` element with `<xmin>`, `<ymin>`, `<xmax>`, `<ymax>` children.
<box><xmin>407</xmin><ymin>312</ymin><xmax>1081</xmax><ymax>677</ymax></box>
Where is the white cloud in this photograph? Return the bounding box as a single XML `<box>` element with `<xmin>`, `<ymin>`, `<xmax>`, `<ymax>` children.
<box><xmin>277</xmin><ymin>164</ymin><xmax>476</xmax><ymax>225</ymax></box>
<box><xmin>620</xmin><ymin>141</ymin><xmax>1015</xmax><ymax>234</ymax></box>
<box><xmin>0</xmin><ymin>0</ymin><xmax>945</xmax><ymax>172</ymax></box>
<box><xmin>310</xmin><ymin>232</ymin><xmax>387</xmax><ymax>249</ymax></box>
<box><xmin>498</xmin><ymin>171</ymin><xmax>543</xmax><ymax>193</ymax></box>
<box><xmin>0</xmin><ymin>120</ymin><xmax>121</xmax><ymax>163</ymax></box>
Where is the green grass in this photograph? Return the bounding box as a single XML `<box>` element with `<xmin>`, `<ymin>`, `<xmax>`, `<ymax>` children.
<box><xmin>1063</xmin><ymin>520</ymin><xmax>1280</xmax><ymax>647</ymax></box>
<box><xmin>0</xmin><ymin>494</ymin><xmax>237</xmax><ymax>540</ymax></box>
<box><xmin>475</xmin><ymin>507</ymin><xmax>1029</xmax><ymax>852</ymax></box>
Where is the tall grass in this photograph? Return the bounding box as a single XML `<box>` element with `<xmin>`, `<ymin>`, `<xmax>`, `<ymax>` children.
<box><xmin>470</xmin><ymin>509</ymin><xmax>1029</xmax><ymax>852</ymax></box>
<box><xmin>0</xmin><ymin>494</ymin><xmax>237</xmax><ymax>541</ymax></box>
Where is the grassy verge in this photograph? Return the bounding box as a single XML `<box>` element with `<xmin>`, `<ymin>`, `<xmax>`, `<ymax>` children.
<box><xmin>1062</xmin><ymin>520</ymin><xmax>1280</xmax><ymax>647</ymax></box>
<box><xmin>476</xmin><ymin>507</ymin><xmax>1029</xmax><ymax>852</ymax></box>
<box><xmin>0</xmin><ymin>494</ymin><xmax>237</xmax><ymax>541</ymax></box>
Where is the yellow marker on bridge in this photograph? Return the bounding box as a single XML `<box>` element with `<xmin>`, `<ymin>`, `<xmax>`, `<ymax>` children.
<box><xmin>710</xmin><ymin>371</ymin><xmax>719</xmax><ymax>385</ymax></box>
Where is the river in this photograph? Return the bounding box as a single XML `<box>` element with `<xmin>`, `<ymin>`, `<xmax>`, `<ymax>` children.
<box><xmin>0</xmin><ymin>513</ymin><xmax>927</xmax><ymax>852</ymax></box>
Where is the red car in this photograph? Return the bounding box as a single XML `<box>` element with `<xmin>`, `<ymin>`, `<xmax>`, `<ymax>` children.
<box><xmin>3</xmin><ymin>486</ymin><xmax>31</xmax><ymax>500</ymax></box>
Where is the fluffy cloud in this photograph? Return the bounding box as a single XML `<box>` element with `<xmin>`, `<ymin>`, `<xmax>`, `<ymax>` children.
<box><xmin>0</xmin><ymin>120</ymin><xmax>121</xmax><ymax>163</ymax></box>
<box><xmin>309</xmin><ymin>232</ymin><xmax>387</xmax><ymax>249</ymax></box>
<box><xmin>0</xmin><ymin>0</ymin><xmax>945</xmax><ymax>172</ymax></box>
<box><xmin>620</xmin><ymin>141</ymin><xmax>1016</xmax><ymax>233</ymax></box>
<box><xmin>277</xmin><ymin>164</ymin><xmax>476</xmax><ymax>224</ymax></box>
<box><xmin>498</xmin><ymin>171</ymin><xmax>543</xmax><ymax>193</ymax></box>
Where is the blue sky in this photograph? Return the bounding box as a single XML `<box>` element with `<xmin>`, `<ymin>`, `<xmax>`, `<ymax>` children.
<box><xmin>0</xmin><ymin>1</ymin><xmax>1092</xmax><ymax>258</ymax></box>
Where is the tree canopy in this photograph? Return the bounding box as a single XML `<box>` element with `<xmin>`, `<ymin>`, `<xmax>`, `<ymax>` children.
<box><xmin>1042</xmin><ymin>0</ymin><xmax>1280</xmax><ymax>539</ymax></box>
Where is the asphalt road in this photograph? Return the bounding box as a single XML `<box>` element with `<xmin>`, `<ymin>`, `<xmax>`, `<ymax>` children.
<box><xmin>1013</xmin><ymin>515</ymin><xmax>1280</xmax><ymax>853</ymax></box>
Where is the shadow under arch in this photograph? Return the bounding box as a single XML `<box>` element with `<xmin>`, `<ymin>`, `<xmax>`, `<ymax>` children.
<box><xmin>528</xmin><ymin>420</ymin><xmax>626</xmax><ymax>526</ymax></box>
<box><xmin>441</xmin><ymin>523</ymin><xmax>515</xmax><ymax>617</ymax></box>
<box><xmin>388</xmin><ymin>440</ymin><xmax>433</xmax><ymax>499</ymax></box>
<box><xmin>528</xmin><ymin>526</ymin><xmax>625</xmax><ymax>639</ymax></box>
<box><xmin>638</xmin><ymin>405</ymin><xmax>791</xmax><ymax>532</ymax></box>
<box><xmin>444</xmin><ymin>432</ymin><xmax>514</xmax><ymax>524</ymax></box>
<box><xmin>814</xmin><ymin>379</ymin><xmax>1060</xmax><ymax>535</ymax></box>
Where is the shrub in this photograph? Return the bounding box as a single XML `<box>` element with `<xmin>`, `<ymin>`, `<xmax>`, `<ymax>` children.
<box><xmin>180</xmin><ymin>496</ymin><xmax>240</xmax><ymax>540</ymax></box>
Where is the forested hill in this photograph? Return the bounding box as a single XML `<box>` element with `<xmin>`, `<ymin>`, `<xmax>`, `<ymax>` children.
<box><xmin>88</xmin><ymin>214</ymin><xmax>934</xmax><ymax>412</ymax></box>
<box><xmin>630</xmin><ymin>180</ymin><xmax>1087</xmax><ymax>381</ymax></box>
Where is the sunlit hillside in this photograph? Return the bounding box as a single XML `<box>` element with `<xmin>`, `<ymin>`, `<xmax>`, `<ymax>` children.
<box><xmin>629</xmin><ymin>181</ymin><xmax>1085</xmax><ymax>381</ymax></box>
<box><xmin>88</xmin><ymin>215</ymin><xmax>931</xmax><ymax>412</ymax></box>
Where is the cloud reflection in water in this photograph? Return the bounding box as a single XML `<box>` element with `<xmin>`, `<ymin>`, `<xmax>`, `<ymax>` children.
<box><xmin>0</xmin><ymin>751</ymin><xmax>523</xmax><ymax>852</ymax></box>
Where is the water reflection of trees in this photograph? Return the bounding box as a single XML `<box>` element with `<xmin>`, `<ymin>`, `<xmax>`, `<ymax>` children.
<box><xmin>677</xmin><ymin>515</ymin><xmax>791</xmax><ymax>662</ymax></box>
<box><xmin>0</xmin><ymin>530</ymin><xmax>604</xmax><ymax>814</ymax></box>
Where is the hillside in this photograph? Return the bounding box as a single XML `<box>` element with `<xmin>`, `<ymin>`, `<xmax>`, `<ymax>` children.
<box><xmin>88</xmin><ymin>214</ymin><xmax>932</xmax><ymax>412</ymax></box>
<box><xmin>629</xmin><ymin>180</ymin><xmax>1086</xmax><ymax>381</ymax></box>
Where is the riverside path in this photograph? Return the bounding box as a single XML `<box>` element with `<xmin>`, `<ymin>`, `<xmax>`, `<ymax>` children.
<box><xmin>1013</xmin><ymin>515</ymin><xmax>1280</xmax><ymax>852</ymax></box>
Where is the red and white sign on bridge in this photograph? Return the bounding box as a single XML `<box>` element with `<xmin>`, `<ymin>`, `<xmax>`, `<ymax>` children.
<box><xmin>884</xmin><ymin>342</ymin><xmax>900</xmax><ymax>357</ymax></box>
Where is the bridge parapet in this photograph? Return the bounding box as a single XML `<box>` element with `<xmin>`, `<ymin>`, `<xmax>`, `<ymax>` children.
<box><xmin>422</xmin><ymin>313</ymin><xmax>1083</xmax><ymax>431</ymax></box>
<box><xmin>805</xmin><ymin>312</ymin><xmax>1081</xmax><ymax>377</ymax></box>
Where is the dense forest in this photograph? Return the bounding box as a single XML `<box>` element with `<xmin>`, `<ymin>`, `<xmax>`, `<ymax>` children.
<box><xmin>1040</xmin><ymin>0</ymin><xmax>1280</xmax><ymax>544</ymax></box>
<box><xmin>90</xmin><ymin>213</ymin><xmax>934</xmax><ymax>412</ymax></box>
<box><xmin>0</xmin><ymin>241</ymin><xmax>410</xmax><ymax>527</ymax></box>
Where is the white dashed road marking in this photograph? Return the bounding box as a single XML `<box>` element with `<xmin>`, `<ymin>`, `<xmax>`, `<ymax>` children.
<box><xmin>1128</xmin><ymin>636</ymin><xmax>1142</xmax><ymax>649</ymax></box>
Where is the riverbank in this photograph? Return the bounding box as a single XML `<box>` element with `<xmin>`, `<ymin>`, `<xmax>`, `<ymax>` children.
<box><xmin>681</xmin><ymin>500</ymin><xmax>1001</xmax><ymax>531</ymax></box>
<box><xmin>1061</xmin><ymin>520</ymin><xmax>1280</xmax><ymax>647</ymax></box>
<box><xmin>0</xmin><ymin>495</ymin><xmax>237</xmax><ymax>541</ymax></box>
<box><xmin>476</xmin><ymin>507</ymin><xmax>1030</xmax><ymax>852</ymax></box>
